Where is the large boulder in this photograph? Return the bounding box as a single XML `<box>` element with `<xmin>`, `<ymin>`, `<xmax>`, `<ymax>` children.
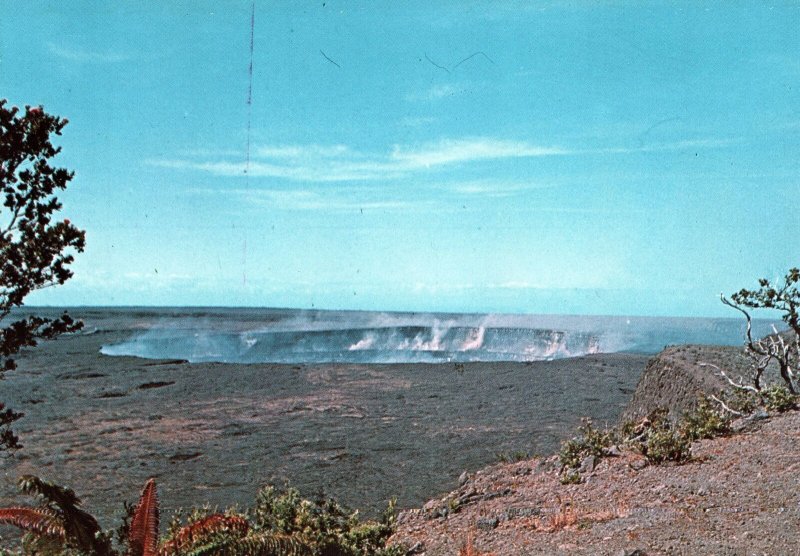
<box><xmin>621</xmin><ymin>344</ymin><xmax>751</xmax><ymax>423</ymax></box>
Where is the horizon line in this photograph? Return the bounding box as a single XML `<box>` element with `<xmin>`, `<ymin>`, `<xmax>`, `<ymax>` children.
<box><xmin>15</xmin><ymin>304</ymin><xmax>780</xmax><ymax>322</ymax></box>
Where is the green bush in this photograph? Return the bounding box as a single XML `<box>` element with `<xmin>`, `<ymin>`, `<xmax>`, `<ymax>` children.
<box><xmin>726</xmin><ymin>389</ymin><xmax>759</xmax><ymax>415</ymax></box>
<box><xmin>495</xmin><ymin>450</ymin><xmax>529</xmax><ymax>463</ymax></box>
<box><xmin>558</xmin><ymin>419</ymin><xmax>615</xmax><ymax>470</ymax></box>
<box><xmin>761</xmin><ymin>385</ymin><xmax>798</xmax><ymax>413</ymax></box>
<box><xmin>251</xmin><ymin>485</ymin><xmax>403</xmax><ymax>556</ymax></box>
<box><xmin>643</xmin><ymin>427</ymin><xmax>692</xmax><ymax>464</ymax></box>
<box><xmin>559</xmin><ymin>469</ymin><xmax>582</xmax><ymax>485</ymax></box>
<box><xmin>622</xmin><ymin>409</ymin><xmax>691</xmax><ymax>465</ymax></box>
<box><xmin>680</xmin><ymin>396</ymin><xmax>731</xmax><ymax>441</ymax></box>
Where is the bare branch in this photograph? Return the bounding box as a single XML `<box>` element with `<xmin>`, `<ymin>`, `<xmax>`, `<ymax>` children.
<box><xmin>698</xmin><ymin>361</ymin><xmax>759</xmax><ymax>393</ymax></box>
<box><xmin>721</xmin><ymin>295</ymin><xmax>765</xmax><ymax>355</ymax></box>
<box><xmin>709</xmin><ymin>394</ymin><xmax>744</xmax><ymax>416</ymax></box>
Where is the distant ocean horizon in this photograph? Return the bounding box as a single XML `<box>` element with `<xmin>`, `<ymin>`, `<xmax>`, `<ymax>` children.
<box><xmin>18</xmin><ymin>306</ymin><xmax>781</xmax><ymax>365</ymax></box>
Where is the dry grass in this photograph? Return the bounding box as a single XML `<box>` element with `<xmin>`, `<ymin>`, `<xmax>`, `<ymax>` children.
<box><xmin>534</xmin><ymin>498</ymin><xmax>628</xmax><ymax>532</ymax></box>
<box><xmin>459</xmin><ymin>533</ymin><xmax>497</xmax><ymax>556</ymax></box>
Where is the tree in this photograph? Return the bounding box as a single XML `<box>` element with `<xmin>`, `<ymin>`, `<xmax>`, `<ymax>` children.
<box><xmin>0</xmin><ymin>99</ymin><xmax>85</xmax><ymax>450</ymax></box>
<box><xmin>720</xmin><ymin>268</ymin><xmax>800</xmax><ymax>395</ymax></box>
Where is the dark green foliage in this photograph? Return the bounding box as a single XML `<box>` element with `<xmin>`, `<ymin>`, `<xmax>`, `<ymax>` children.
<box><xmin>680</xmin><ymin>396</ymin><xmax>731</xmax><ymax>442</ymax></box>
<box><xmin>719</xmin><ymin>383</ymin><xmax>797</xmax><ymax>415</ymax></box>
<box><xmin>113</xmin><ymin>501</ymin><xmax>136</xmax><ymax>553</ymax></box>
<box><xmin>558</xmin><ymin>438</ymin><xmax>585</xmax><ymax>471</ymax></box>
<box><xmin>0</xmin><ymin>100</ymin><xmax>85</xmax><ymax>450</ymax></box>
<box><xmin>0</xmin><ymin>402</ymin><xmax>23</xmax><ymax>450</ymax></box>
<box><xmin>558</xmin><ymin>419</ymin><xmax>616</xmax><ymax>484</ymax></box>
<box><xmin>731</xmin><ymin>268</ymin><xmax>800</xmax><ymax>335</ymax></box>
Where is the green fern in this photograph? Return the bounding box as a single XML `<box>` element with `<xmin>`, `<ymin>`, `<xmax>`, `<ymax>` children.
<box><xmin>14</xmin><ymin>475</ymin><xmax>112</xmax><ymax>556</ymax></box>
<box><xmin>184</xmin><ymin>532</ymin><xmax>313</xmax><ymax>556</ymax></box>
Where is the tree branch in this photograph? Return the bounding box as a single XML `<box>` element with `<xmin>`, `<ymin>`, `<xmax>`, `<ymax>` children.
<box><xmin>698</xmin><ymin>361</ymin><xmax>760</xmax><ymax>393</ymax></box>
<box><xmin>709</xmin><ymin>394</ymin><xmax>744</xmax><ymax>416</ymax></box>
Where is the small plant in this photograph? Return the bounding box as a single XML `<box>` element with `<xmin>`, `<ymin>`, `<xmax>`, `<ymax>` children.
<box><xmin>252</xmin><ymin>485</ymin><xmax>402</xmax><ymax>556</ymax></box>
<box><xmin>532</xmin><ymin>499</ymin><xmax>627</xmax><ymax>533</ymax></box>
<box><xmin>725</xmin><ymin>388</ymin><xmax>760</xmax><ymax>415</ymax></box>
<box><xmin>622</xmin><ymin>409</ymin><xmax>691</xmax><ymax>465</ymax></box>
<box><xmin>643</xmin><ymin>426</ymin><xmax>692</xmax><ymax>465</ymax></box>
<box><xmin>559</xmin><ymin>469</ymin><xmax>582</xmax><ymax>485</ymax></box>
<box><xmin>535</xmin><ymin>502</ymin><xmax>578</xmax><ymax>532</ymax></box>
<box><xmin>159</xmin><ymin>513</ymin><xmax>249</xmax><ymax>555</ymax></box>
<box><xmin>447</xmin><ymin>497</ymin><xmax>461</xmax><ymax>513</ymax></box>
<box><xmin>558</xmin><ymin>419</ymin><xmax>615</xmax><ymax>470</ymax></box>
<box><xmin>558</xmin><ymin>438</ymin><xmax>585</xmax><ymax>470</ymax></box>
<box><xmin>680</xmin><ymin>396</ymin><xmax>731</xmax><ymax>441</ymax></box>
<box><xmin>761</xmin><ymin>384</ymin><xmax>798</xmax><ymax>413</ymax></box>
<box><xmin>495</xmin><ymin>450</ymin><xmax>529</xmax><ymax>463</ymax></box>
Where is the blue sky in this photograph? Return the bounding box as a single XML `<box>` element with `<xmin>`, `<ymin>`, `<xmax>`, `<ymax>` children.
<box><xmin>1</xmin><ymin>2</ymin><xmax>798</xmax><ymax>316</ymax></box>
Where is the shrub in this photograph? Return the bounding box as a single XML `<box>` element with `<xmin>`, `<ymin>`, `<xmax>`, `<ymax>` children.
<box><xmin>559</xmin><ymin>469</ymin><xmax>582</xmax><ymax>485</ymax></box>
<box><xmin>761</xmin><ymin>385</ymin><xmax>798</xmax><ymax>413</ymax></box>
<box><xmin>622</xmin><ymin>409</ymin><xmax>691</xmax><ymax>465</ymax></box>
<box><xmin>680</xmin><ymin>396</ymin><xmax>731</xmax><ymax>441</ymax></box>
<box><xmin>643</xmin><ymin>427</ymin><xmax>692</xmax><ymax>464</ymax></box>
<box><xmin>558</xmin><ymin>419</ymin><xmax>615</xmax><ymax>470</ymax></box>
<box><xmin>496</xmin><ymin>450</ymin><xmax>529</xmax><ymax>463</ymax></box>
<box><xmin>252</xmin><ymin>485</ymin><xmax>403</xmax><ymax>556</ymax></box>
<box><xmin>726</xmin><ymin>388</ymin><xmax>760</xmax><ymax>415</ymax></box>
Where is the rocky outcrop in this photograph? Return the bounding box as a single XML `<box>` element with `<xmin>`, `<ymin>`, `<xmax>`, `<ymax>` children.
<box><xmin>391</xmin><ymin>410</ymin><xmax>800</xmax><ymax>555</ymax></box>
<box><xmin>620</xmin><ymin>344</ymin><xmax>752</xmax><ymax>423</ymax></box>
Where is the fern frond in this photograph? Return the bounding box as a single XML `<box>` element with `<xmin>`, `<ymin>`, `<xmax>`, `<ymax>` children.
<box><xmin>184</xmin><ymin>532</ymin><xmax>314</xmax><ymax>556</ymax></box>
<box><xmin>0</xmin><ymin>507</ymin><xmax>65</xmax><ymax>538</ymax></box>
<box><xmin>159</xmin><ymin>514</ymin><xmax>249</xmax><ymax>555</ymax></box>
<box><xmin>18</xmin><ymin>475</ymin><xmax>81</xmax><ymax>509</ymax></box>
<box><xmin>16</xmin><ymin>475</ymin><xmax>108</xmax><ymax>554</ymax></box>
<box><xmin>129</xmin><ymin>479</ymin><xmax>159</xmax><ymax>556</ymax></box>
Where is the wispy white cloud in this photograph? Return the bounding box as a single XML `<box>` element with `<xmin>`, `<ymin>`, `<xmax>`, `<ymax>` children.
<box><xmin>444</xmin><ymin>179</ymin><xmax>554</xmax><ymax>197</ymax></box>
<box><xmin>152</xmin><ymin>158</ymin><xmax>394</xmax><ymax>182</ymax></box>
<box><xmin>253</xmin><ymin>144</ymin><xmax>353</xmax><ymax>159</ymax></box>
<box><xmin>150</xmin><ymin>135</ymin><xmax>736</xmax><ymax>183</ymax></box>
<box><xmin>598</xmin><ymin>137</ymin><xmax>739</xmax><ymax>154</ymax></box>
<box><xmin>391</xmin><ymin>138</ymin><xmax>568</xmax><ymax>168</ymax></box>
<box><xmin>191</xmin><ymin>187</ymin><xmax>422</xmax><ymax>212</ymax></box>
<box><xmin>405</xmin><ymin>83</ymin><xmax>462</xmax><ymax>102</ymax></box>
<box><xmin>150</xmin><ymin>137</ymin><xmax>570</xmax><ymax>182</ymax></box>
<box><xmin>46</xmin><ymin>41</ymin><xmax>129</xmax><ymax>63</ymax></box>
